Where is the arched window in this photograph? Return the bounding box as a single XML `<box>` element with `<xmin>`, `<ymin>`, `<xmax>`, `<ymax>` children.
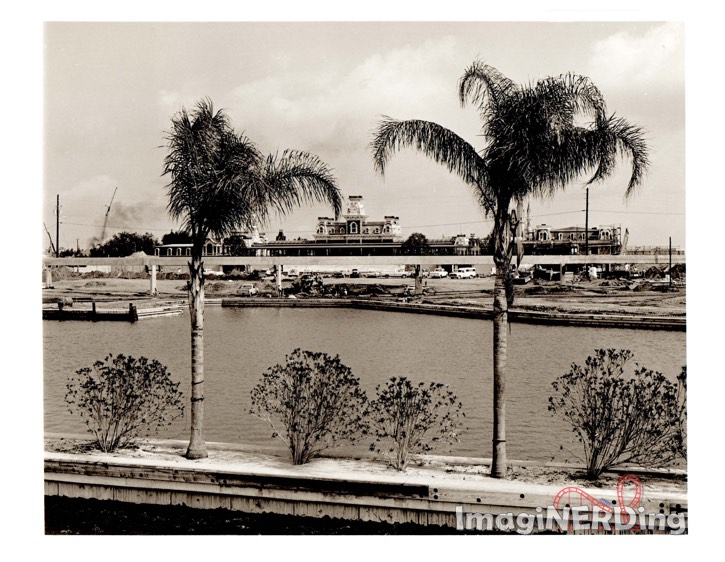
<box><xmin>317</xmin><ymin>226</ymin><xmax>325</xmax><ymax>234</ymax></box>
<box><xmin>349</xmin><ymin>222</ymin><xmax>358</xmax><ymax>234</ymax></box>
<box><xmin>340</xmin><ymin>226</ymin><xmax>346</xmax><ymax>234</ymax></box>
<box><xmin>557</xmin><ymin>233</ymin><xmax>564</xmax><ymax>241</ymax></box>
<box><xmin>383</xmin><ymin>225</ymin><xmax>391</xmax><ymax>233</ymax></box>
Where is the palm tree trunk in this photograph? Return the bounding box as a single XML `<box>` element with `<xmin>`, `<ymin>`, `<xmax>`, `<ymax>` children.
<box><xmin>186</xmin><ymin>255</ymin><xmax>208</xmax><ymax>459</ymax></box>
<box><xmin>490</xmin><ymin>268</ymin><xmax>507</xmax><ymax>478</ymax></box>
<box><xmin>490</xmin><ymin>203</ymin><xmax>510</xmax><ymax>478</ymax></box>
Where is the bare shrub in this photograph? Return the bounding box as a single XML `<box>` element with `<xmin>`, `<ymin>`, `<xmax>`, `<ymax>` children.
<box><xmin>65</xmin><ymin>354</ymin><xmax>184</xmax><ymax>452</ymax></box>
<box><xmin>368</xmin><ymin>377</ymin><xmax>465</xmax><ymax>470</ymax></box>
<box><xmin>548</xmin><ymin>349</ymin><xmax>687</xmax><ymax>479</ymax></box>
<box><xmin>250</xmin><ymin>349</ymin><xmax>368</xmax><ymax>465</ymax></box>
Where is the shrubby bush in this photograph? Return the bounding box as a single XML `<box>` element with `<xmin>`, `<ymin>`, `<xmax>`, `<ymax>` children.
<box><xmin>65</xmin><ymin>354</ymin><xmax>184</xmax><ymax>452</ymax></box>
<box><xmin>548</xmin><ymin>349</ymin><xmax>687</xmax><ymax>479</ymax></box>
<box><xmin>250</xmin><ymin>349</ymin><xmax>368</xmax><ymax>465</ymax></box>
<box><xmin>368</xmin><ymin>377</ymin><xmax>466</xmax><ymax>470</ymax></box>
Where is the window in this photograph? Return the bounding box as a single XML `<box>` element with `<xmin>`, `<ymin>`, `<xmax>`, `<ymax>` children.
<box><xmin>349</xmin><ymin>222</ymin><xmax>358</xmax><ymax>234</ymax></box>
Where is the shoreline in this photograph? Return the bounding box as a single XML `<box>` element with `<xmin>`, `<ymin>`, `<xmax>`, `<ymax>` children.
<box><xmin>42</xmin><ymin>276</ymin><xmax>686</xmax><ymax>330</ymax></box>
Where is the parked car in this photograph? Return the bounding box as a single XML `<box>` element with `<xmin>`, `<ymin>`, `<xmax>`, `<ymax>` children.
<box><xmin>332</xmin><ymin>271</ymin><xmax>345</xmax><ymax>278</ymax></box>
<box><xmin>429</xmin><ymin>267</ymin><xmax>448</xmax><ymax>278</ymax></box>
<box><xmin>385</xmin><ymin>269</ymin><xmax>410</xmax><ymax>278</ymax></box>
<box><xmin>450</xmin><ymin>267</ymin><xmax>477</xmax><ymax>279</ymax></box>
<box><xmin>238</xmin><ymin>283</ymin><xmax>259</xmax><ymax>296</ymax></box>
<box><xmin>365</xmin><ymin>270</ymin><xmax>381</xmax><ymax>278</ymax></box>
<box><xmin>350</xmin><ymin>269</ymin><xmax>360</xmax><ymax>278</ymax></box>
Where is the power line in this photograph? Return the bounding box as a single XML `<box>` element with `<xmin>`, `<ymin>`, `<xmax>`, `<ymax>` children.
<box><xmin>590</xmin><ymin>209</ymin><xmax>685</xmax><ymax>216</ymax></box>
<box><xmin>60</xmin><ymin>221</ymin><xmax>172</xmax><ymax>232</ymax></box>
<box><xmin>57</xmin><ymin>207</ymin><xmax>684</xmax><ymax>237</ymax></box>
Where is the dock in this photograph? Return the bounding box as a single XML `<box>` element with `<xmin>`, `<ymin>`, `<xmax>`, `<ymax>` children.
<box><xmin>43</xmin><ymin>301</ymin><xmax>185</xmax><ymax>322</ymax></box>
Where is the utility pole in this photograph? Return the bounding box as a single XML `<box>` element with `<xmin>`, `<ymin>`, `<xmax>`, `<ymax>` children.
<box><xmin>669</xmin><ymin>236</ymin><xmax>672</xmax><ymax>290</ymax></box>
<box><xmin>585</xmin><ymin>188</ymin><xmax>589</xmax><ymax>258</ymax></box>
<box><xmin>55</xmin><ymin>194</ymin><xmax>60</xmax><ymax>258</ymax></box>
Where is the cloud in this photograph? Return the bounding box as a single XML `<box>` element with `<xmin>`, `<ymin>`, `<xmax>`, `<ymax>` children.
<box><xmin>586</xmin><ymin>23</ymin><xmax>684</xmax><ymax>94</ymax></box>
<box><xmin>229</xmin><ymin>36</ymin><xmax>464</xmax><ymax>155</ymax></box>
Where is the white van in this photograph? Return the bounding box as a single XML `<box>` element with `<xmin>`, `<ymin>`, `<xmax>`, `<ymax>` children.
<box><xmin>451</xmin><ymin>267</ymin><xmax>477</xmax><ymax>279</ymax></box>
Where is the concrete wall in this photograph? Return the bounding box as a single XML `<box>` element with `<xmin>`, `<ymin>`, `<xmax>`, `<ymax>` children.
<box><xmin>44</xmin><ymin>453</ymin><xmax>688</xmax><ymax>533</ymax></box>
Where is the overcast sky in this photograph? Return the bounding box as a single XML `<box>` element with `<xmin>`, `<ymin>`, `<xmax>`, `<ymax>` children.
<box><xmin>43</xmin><ymin>20</ymin><xmax>684</xmax><ymax>250</ymax></box>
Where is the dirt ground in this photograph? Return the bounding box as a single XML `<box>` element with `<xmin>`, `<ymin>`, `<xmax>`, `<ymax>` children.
<box><xmin>42</xmin><ymin>273</ymin><xmax>686</xmax><ymax>317</ymax></box>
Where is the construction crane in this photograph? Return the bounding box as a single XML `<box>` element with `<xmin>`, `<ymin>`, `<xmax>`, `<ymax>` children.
<box><xmin>100</xmin><ymin>187</ymin><xmax>117</xmax><ymax>244</ymax></box>
<box><xmin>43</xmin><ymin>222</ymin><xmax>56</xmax><ymax>255</ymax></box>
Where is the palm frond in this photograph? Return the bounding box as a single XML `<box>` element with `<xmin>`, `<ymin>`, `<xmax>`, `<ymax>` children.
<box><xmin>260</xmin><ymin>150</ymin><xmax>343</xmax><ymax>222</ymax></box>
<box><xmin>607</xmin><ymin>116</ymin><xmax>650</xmax><ymax>197</ymax></box>
<box><xmin>371</xmin><ymin>116</ymin><xmax>495</xmax><ymax>214</ymax></box>
<box><xmin>458</xmin><ymin>59</ymin><xmax>517</xmax><ymax>112</ymax></box>
<box><xmin>371</xmin><ymin>117</ymin><xmax>486</xmax><ymax>183</ymax></box>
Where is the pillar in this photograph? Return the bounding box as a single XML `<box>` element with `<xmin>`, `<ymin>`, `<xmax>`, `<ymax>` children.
<box><xmin>45</xmin><ymin>266</ymin><xmax>52</xmax><ymax>289</ymax></box>
<box><xmin>150</xmin><ymin>263</ymin><xmax>158</xmax><ymax>296</ymax></box>
<box><xmin>276</xmin><ymin>265</ymin><xmax>283</xmax><ymax>297</ymax></box>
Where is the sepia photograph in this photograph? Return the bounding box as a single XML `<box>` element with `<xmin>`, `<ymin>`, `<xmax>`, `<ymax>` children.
<box><xmin>21</xmin><ymin>3</ymin><xmax>713</xmax><ymax>548</ymax></box>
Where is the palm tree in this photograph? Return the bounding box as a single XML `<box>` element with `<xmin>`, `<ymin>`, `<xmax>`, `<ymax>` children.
<box><xmin>371</xmin><ymin>61</ymin><xmax>649</xmax><ymax>478</ymax></box>
<box><xmin>163</xmin><ymin>98</ymin><xmax>342</xmax><ymax>459</ymax></box>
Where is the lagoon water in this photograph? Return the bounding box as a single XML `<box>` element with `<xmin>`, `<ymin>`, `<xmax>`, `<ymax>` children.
<box><xmin>44</xmin><ymin>307</ymin><xmax>686</xmax><ymax>462</ymax></box>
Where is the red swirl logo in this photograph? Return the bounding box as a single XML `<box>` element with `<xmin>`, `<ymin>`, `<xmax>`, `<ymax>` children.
<box><xmin>553</xmin><ymin>474</ymin><xmax>643</xmax><ymax>526</ymax></box>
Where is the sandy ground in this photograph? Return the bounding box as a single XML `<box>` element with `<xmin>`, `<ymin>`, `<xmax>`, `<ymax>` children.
<box><xmin>45</xmin><ymin>436</ymin><xmax>687</xmax><ymax>500</ymax></box>
<box><xmin>42</xmin><ymin>274</ymin><xmax>685</xmax><ymax>317</ymax></box>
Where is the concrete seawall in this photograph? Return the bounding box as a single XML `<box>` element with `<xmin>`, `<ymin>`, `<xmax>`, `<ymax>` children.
<box><xmin>44</xmin><ymin>440</ymin><xmax>688</xmax><ymax>533</ymax></box>
<box><xmin>220</xmin><ymin>298</ymin><xmax>685</xmax><ymax>331</ymax></box>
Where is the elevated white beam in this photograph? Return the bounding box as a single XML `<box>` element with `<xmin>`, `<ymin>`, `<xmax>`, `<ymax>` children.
<box><xmin>42</xmin><ymin>253</ymin><xmax>686</xmax><ymax>268</ymax></box>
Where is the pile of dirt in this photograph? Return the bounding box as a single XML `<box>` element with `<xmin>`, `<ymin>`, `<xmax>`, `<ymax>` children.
<box><xmin>523</xmin><ymin>284</ymin><xmax>575</xmax><ymax>296</ymax></box>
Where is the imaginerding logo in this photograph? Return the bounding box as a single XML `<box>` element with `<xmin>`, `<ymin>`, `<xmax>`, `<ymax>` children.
<box><xmin>455</xmin><ymin>474</ymin><xmax>686</xmax><ymax>534</ymax></box>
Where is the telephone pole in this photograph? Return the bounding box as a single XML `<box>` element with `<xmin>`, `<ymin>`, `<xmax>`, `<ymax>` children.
<box><xmin>585</xmin><ymin>188</ymin><xmax>589</xmax><ymax>258</ymax></box>
<box><xmin>55</xmin><ymin>194</ymin><xmax>60</xmax><ymax>258</ymax></box>
<box><xmin>669</xmin><ymin>236</ymin><xmax>672</xmax><ymax>289</ymax></box>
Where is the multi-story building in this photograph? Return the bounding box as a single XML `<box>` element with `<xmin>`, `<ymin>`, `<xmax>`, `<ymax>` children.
<box><xmin>153</xmin><ymin>195</ymin><xmax>627</xmax><ymax>259</ymax></box>
<box><xmin>523</xmin><ymin>223</ymin><xmax>625</xmax><ymax>255</ymax></box>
